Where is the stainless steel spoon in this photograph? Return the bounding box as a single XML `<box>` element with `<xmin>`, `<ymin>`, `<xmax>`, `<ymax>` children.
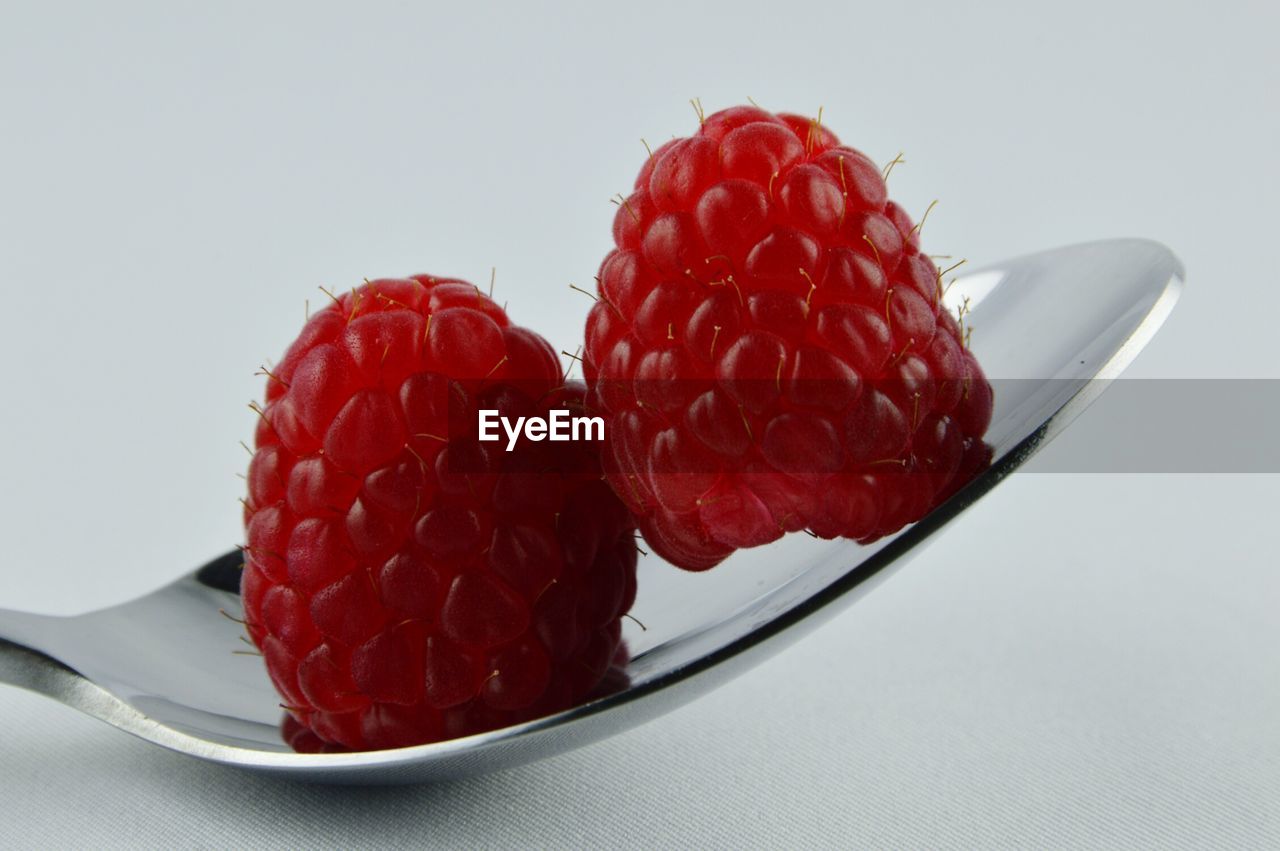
<box><xmin>0</xmin><ymin>239</ymin><xmax>1182</xmax><ymax>784</ymax></box>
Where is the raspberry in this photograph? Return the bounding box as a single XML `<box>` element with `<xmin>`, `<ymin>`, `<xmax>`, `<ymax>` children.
<box><xmin>584</xmin><ymin>105</ymin><xmax>993</xmax><ymax>571</ymax></box>
<box><xmin>243</xmin><ymin>277</ymin><xmax>637</xmax><ymax>751</ymax></box>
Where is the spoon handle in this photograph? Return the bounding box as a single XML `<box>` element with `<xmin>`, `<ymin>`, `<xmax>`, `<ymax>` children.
<box><xmin>0</xmin><ymin>633</ymin><xmax>166</xmax><ymax>754</ymax></box>
<box><xmin>0</xmin><ymin>609</ymin><xmax>71</xmax><ymax>694</ymax></box>
<box><xmin>0</xmin><ymin>608</ymin><xmax>58</xmax><ymax>657</ymax></box>
<box><xmin>0</xmin><ymin>632</ymin><xmax>78</xmax><ymax>698</ymax></box>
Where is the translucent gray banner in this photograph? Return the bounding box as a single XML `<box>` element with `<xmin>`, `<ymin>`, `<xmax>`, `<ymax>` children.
<box><xmin>1022</xmin><ymin>379</ymin><xmax>1280</xmax><ymax>473</ymax></box>
<box><xmin>442</xmin><ymin>378</ymin><xmax>1280</xmax><ymax>474</ymax></box>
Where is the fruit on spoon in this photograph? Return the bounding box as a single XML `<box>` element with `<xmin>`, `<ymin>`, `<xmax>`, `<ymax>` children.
<box><xmin>243</xmin><ymin>277</ymin><xmax>637</xmax><ymax>751</ymax></box>
<box><xmin>583</xmin><ymin>104</ymin><xmax>993</xmax><ymax>570</ymax></box>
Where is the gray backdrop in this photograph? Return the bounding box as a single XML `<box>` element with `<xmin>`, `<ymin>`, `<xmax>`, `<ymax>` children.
<box><xmin>1</xmin><ymin>1</ymin><xmax>1276</xmax><ymax>847</ymax></box>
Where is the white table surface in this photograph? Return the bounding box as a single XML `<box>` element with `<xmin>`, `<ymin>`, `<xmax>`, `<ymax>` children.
<box><xmin>1</xmin><ymin>2</ymin><xmax>1276</xmax><ymax>847</ymax></box>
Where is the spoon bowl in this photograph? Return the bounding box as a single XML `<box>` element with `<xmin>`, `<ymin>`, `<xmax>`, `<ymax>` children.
<box><xmin>0</xmin><ymin>238</ymin><xmax>1183</xmax><ymax>784</ymax></box>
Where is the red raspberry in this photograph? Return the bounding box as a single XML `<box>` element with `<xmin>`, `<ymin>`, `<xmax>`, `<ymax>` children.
<box><xmin>242</xmin><ymin>277</ymin><xmax>637</xmax><ymax>751</ymax></box>
<box><xmin>583</xmin><ymin>105</ymin><xmax>993</xmax><ymax>571</ymax></box>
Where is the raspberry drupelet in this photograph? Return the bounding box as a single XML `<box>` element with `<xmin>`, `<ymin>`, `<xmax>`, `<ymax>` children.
<box><xmin>583</xmin><ymin>105</ymin><xmax>993</xmax><ymax>571</ymax></box>
<box><xmin>243</xmin><ymin>277</ymin><xmax>637</xmax><ymax>751</ymax></box>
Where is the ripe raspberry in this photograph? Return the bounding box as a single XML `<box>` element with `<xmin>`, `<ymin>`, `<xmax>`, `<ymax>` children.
<box><xmin>583</xmin><ymin>105</ymin><xmax>993</xmax><ymax>571</ymax></box>
<box><xmin>242</xmin><ymin>277</ymin><xmax>637</xmax><ymax>751</ymax></box>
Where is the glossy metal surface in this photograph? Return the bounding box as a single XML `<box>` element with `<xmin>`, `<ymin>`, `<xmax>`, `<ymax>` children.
<box><xmin>0</xmin><ymin>239</ymin><xmax>1183</xmax><ymax>784</ymax></box>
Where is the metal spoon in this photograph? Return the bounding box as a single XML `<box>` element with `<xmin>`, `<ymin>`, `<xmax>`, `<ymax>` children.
<box><xmin>0</xmin><ymin>239</ymin><xmax>1182</xmax><ymax>784</ymax></box>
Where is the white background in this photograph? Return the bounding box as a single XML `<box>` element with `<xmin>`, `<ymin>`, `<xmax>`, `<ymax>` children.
<box><xmin>1</xmin><ymin>2</ymin><xmax>1276</xmax><ymax>847</ymax></box>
